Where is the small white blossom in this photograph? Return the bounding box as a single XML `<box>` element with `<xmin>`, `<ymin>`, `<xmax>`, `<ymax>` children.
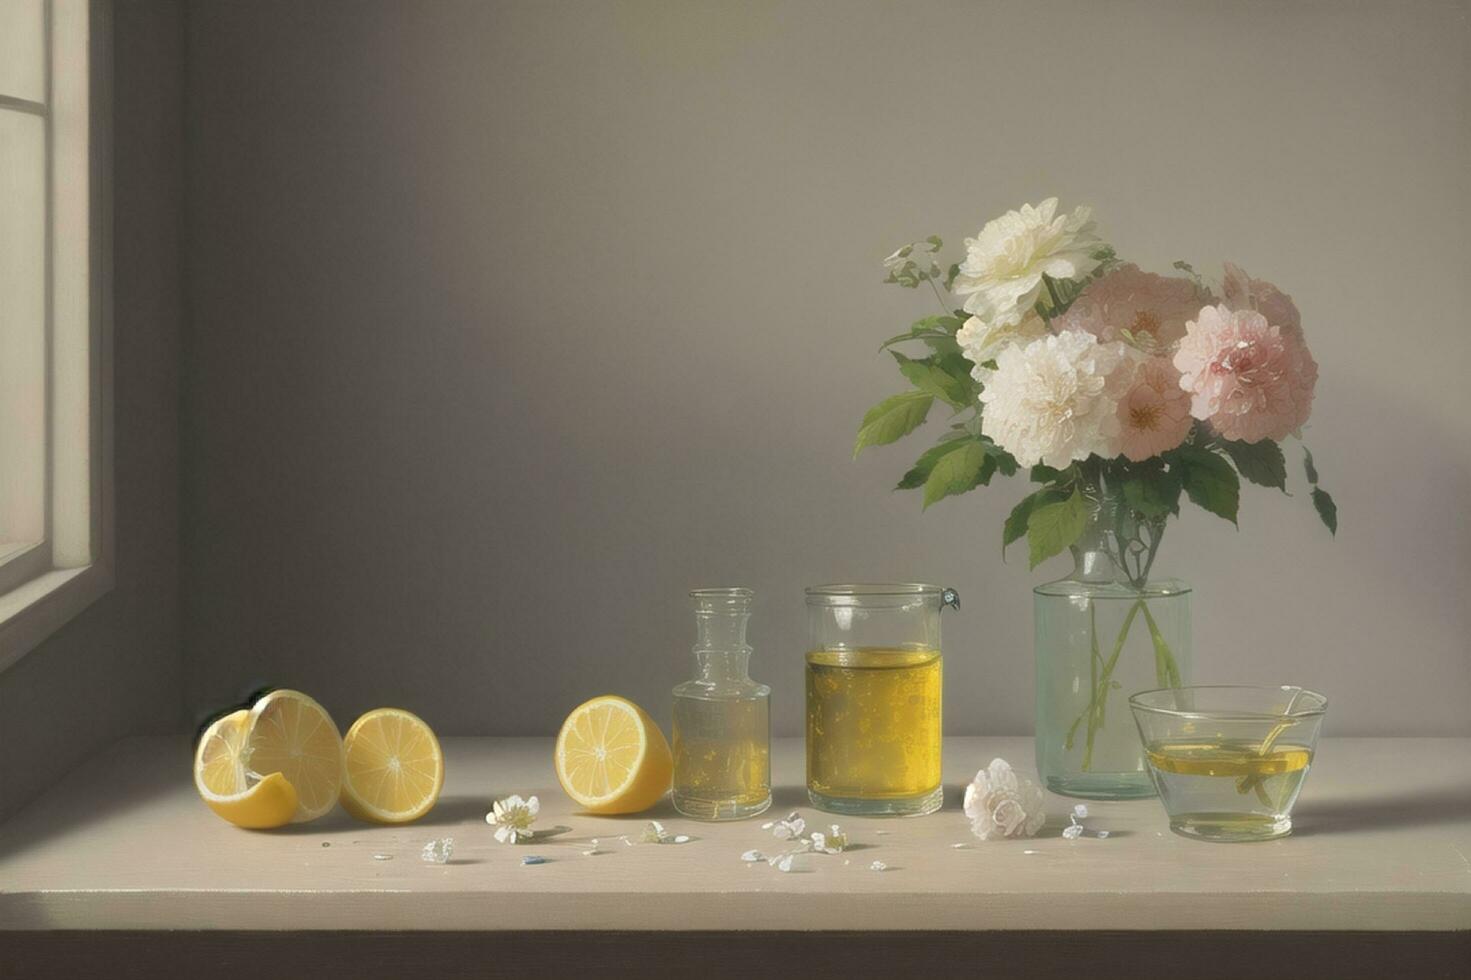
<box><xmin>1072</xmin><ymin>804</ymin><xmax>1089</xmax><ymax>820</ymax></box>
<box><xmin>1062</xmin><ymin>824</ymin><xmax>1084</xmax><ymax>840</ymax></box>
<box><xmin>485</xmin><ymin>794</ymin><xmax>540</xmax><ymax>844</ymax></box>
<box><xmin>869</xmin><ymin>860</ymin><xmax>888</xmax><ymax>872</ymax></box>
<box><xmin>741</xmin><ymin>849</ymin><xmax>765</xmax><ymax>863</ymax></box>
<box><xmin>964</xmin><ymin>758</ymin><xmax>1047</xmax><ymax>841</ymax></box>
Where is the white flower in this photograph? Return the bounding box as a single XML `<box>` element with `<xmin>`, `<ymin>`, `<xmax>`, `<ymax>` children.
<box><xmin>978</xmin><ymin>331</ymin><xmax>1129</xmax><ymax>469</ymax></box>
<box><xmin>956</xmin><ymin>310</ymin><xmax>1049</xmax><ymax>377</ymax></box>
<box><xmin>768</xmin><ymin>811</ymin><xmax>806</xmax><ymax>841</ymax></box>
<box><xmin>964</xmin><ymin>758</ymin><xmax>1046</xmax><ymax>841</ymax></box>
<box><xmin>952</xmin><ymin>199</ymin><xmax>1103</xmax><ymax>327</ymax></box>
<box><xmin>485</xmin><ymin>794</ymin><xmax>540</xmax><ymax>844</ymax></box>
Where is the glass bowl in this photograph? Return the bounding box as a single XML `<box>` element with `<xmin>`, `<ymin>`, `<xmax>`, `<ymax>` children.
<box><xmin>1129</xmin><ymin>685</ymin><xmax>1328</xmax><ymax>842</ymax></box>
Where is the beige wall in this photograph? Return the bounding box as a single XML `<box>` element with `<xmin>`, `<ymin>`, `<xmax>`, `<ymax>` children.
<box><xmin>0</xmin><ymin>1</ymin><xmax>183</xmax><ymax>820</ymax></box>
<box><xmin>181</xmin><ymin>0</ymin><xmax>1471</xmax><ymax>738</ymax></box>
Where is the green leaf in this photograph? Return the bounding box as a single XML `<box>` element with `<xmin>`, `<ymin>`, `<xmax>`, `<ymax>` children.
<box><xmin>944</xmin><ymin>263</ymin><xmax>960</xmax><ymax>290</ymax></box>
<box><xmin>1027</xmin><ymin>488</ymin><xmax>1089</xmax><ymax>570</ymax></box>
<box><xmin>1311</xmin><ymin>487</ymin><xmax>1338</xmax><ymax>535</ymax></box>
<box><xmin>1122</xmin><ymin>467</ymin><xmax>1182</xmax><ymax>518</ymax></box>
<box><xmin>1003</xmin><ymin>487</ymin><xmax>1068</xmax><ymax>557</ymax></box>
<box><xmin>878</xmin><ymin>314</ymin><xmax>964</xmax><ymax>352</ymax></box>
<box><xmin>890</xmin><ymin>352</ymin><xmax>970</xmax><ymax>408</ymax></box>
<box><xmin>896</xmin><ymin>436</ymin><xmax>968</xmax><ymax>490</ymax></box>
<box><xmin>1303</xmin><ymin>446</ymin><xmax>1320</xmax><ymax>485</ymax></box>
<box><xmin>923</xmin><ymin>441</ymin><xmax>989</xmax><ymax>509</ymax></box>
<box><xmin>1030</xmin><ymin>463</ymin><xmax>1068</xmax><ymax>484</ymax></box>
<box><xmin>854</xmin><ymin>392</ymin><xmax>933</xmax><ymax>458</ymax></box>
<box><xmin>1221</xmin><ymin>439</ymin><xmax>1287</xmax><ymax>492</ymax></box>
<box><xmin>1174</xmin><ymin>446</ymin><xmax>1240</xmax><ymax>525</ymax></box>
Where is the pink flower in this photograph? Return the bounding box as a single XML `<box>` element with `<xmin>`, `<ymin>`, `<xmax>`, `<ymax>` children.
<box><xmin>1173</xmin><ymin>305</ymin><xmax>1318</xmax><ymax>442</ymax></box>
<box><xmin>1112</xmin><ymin>356</ymin><xmax>1193</xmax><ymax>461</ymax></box>
<box><xmin>1054</xmin><ymin>264</ymin><xmax>1201</xmax><ymax>348</ymax></box>
<box><xmin>1221</xmin><ymin>262</ymin><xmax>1301</xmax><ymax>340</ymax></box>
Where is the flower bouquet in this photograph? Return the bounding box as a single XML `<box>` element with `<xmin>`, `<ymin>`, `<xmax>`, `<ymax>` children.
<box><xmin>857</xmin><ymin>198</ymin><xmax>1336</xmax><ymax>797</ymax></box>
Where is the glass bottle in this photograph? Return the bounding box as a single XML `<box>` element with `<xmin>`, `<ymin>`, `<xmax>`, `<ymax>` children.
<box><xmin>671</xmin><ymin>588</ymin><xmax>771</xmax><ymax>821</ymax></box>
<box><xmin>804</xmin><ymin>583</ymin><xmax>958</xmax><ymax>817</ymax></box>
<box><xmin>1034</xmin><ymin>479</ymin><xmax>1191</xmax><ymax>800</ymax></box>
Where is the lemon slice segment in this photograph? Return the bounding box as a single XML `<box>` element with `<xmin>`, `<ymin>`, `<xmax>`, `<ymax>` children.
<box><xmin>243</xmin><ymin>689</ymin><xmax>344</xmax><ymax>823</ymax></box>
<box><xmin>554</xmin><ymin>695</ymin><xmax>672</xmax><ymax>814</ymax></box>
<box><xmin>193</xmin><ymin>709</ymin><xmax>299</xmax><ymax>829</ymax></box>
<box><xmin>340</xmin><ymin>708</ymin><xmax>444</xmax><ymax>824</ymax></box>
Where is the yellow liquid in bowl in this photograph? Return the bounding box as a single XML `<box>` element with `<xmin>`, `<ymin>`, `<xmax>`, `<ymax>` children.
<box><xmin>805</xmin><ymin>647</ymin><xmax>942</xmax><ymax>801</ymax></box>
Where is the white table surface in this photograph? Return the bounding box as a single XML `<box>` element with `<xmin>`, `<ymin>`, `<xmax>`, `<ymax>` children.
<box><xmin>1</xmin><ymin>735</ymin><xmax>1467</xmax><ymax>932</ymax></box>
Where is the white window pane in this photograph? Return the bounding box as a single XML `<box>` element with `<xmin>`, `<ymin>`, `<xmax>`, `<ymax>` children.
<box><xmin>0</xmin><ymin>0</ymin><xmax>46</xmax><ymax>103</ymax></box>
<box><xmin>0</xmin><ymin>109</ymin><xmax>46</xmax><ymax>546</ymax></box>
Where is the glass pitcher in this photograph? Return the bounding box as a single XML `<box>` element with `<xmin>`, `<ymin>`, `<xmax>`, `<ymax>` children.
<box><xmin>804</xmin><ymin>583</ymin><xmax>957</xmax><ymax>816</ymax></box>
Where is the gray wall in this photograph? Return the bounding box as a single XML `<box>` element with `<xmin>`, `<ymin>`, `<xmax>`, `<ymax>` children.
<box><xmin>181</xmin><ymin>0</ymin><xmax>1471</xmax><ymax>738</ymax></box>
<box><xmin>0</xmin><ymin>1</ymin><xmax>183</xmax><ymax>821</ymax></box>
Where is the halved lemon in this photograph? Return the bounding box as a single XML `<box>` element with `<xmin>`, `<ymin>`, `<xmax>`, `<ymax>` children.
<box><xmin>339</xmin><ymin>708</ymin><xmax>444</xmax><ymax>824</ymax></box>
<box><xmin>554</xmin><ymin>695</ymin><xmax>672</xmax><ymax>814</ymax></box>
<box><xmin>194</xmin><ymin>709</ymin><xmax>299</xmax><ymax>829</ymax></box>
<box><xmin>242</xmin><ymin>689</ymin><xmax>345</xmax><ymax>823</ymax></box>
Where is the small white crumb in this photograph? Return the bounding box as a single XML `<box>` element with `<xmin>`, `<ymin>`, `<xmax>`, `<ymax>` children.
<box><xmin>1096</xmin><ymin>830</ymin><xmax>1111</xmax><ymax>840</ymax></box>
<box><xmin>869</xmin><ymin>860</ymin><xmax>887</xmax><ymax>872</ymax></box>
<box><xmin>371</xmin><ymin>853</ymin><xmax>393</xmax><ymax>862</ymax></box>
<box><xmin>1023</xmin><ymin>849</ymin><xmax>1038</xmax><ymax>854</ymax></box>
<box><xmin>673</xmin><ymin>835</ymin><xmax>691</xmax><ymax>844</ymax></box>
<box><xmin>421</xmin><ymin>838</ymin><xmax>454</xmax><ymax>864</ymax></box>
<box><xmin>874</xmin><ymin>830</ymin><xmax>890</xmax><ymax>836</ymax></box>
<box><xmin>950</xmin><ymin>842</ymin><xmax>968</xmax><ymax>849</ymax></box>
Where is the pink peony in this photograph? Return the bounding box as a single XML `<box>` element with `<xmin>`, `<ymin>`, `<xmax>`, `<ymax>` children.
<box><xmin>1172</xmin><ymin>305</ymin><xmax>1317</xmax><ymax>442</ymax></box>
<box><xmin>1112</xmin><ymin>356</ymin><xmax>1194</xmax><ymax>461</ymax></box>
<box><xmin>1054</xmin><ymin>263</ymin><xmax>1201</xmax><ymax>348</ymax></box>
<box><xmin>1221</xmin><ymin>262</ymin><xmax>1301</xmax><ymax>340</ymax></box>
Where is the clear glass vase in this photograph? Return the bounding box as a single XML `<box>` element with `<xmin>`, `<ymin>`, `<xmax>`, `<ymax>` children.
<box><xmin>1034</xmin><ymin>482</ymin><xmax>1191</xmax><ymax>800</ymax></box>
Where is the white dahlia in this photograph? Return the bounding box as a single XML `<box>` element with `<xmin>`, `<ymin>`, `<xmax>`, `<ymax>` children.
<box><xmin>952</xmin><ymin>198</ymin><xmax>1104</xmax><ymax>327</ymax></box>
<box><xmin>955</xmin><ymin>310</ymin><xmax>1049</xmax><ymax>379</ymax></box>
<box><xmin>979</xmin><ymin>330</ymin><xmax>1128</xmax><ymax>469</ymax></box>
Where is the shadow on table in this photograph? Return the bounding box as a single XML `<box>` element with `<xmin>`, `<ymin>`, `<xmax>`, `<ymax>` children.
<box><xmin>1291</xmin><ymin>784</ymin><xmax>1471</xmax><ymax>836</ymax></box>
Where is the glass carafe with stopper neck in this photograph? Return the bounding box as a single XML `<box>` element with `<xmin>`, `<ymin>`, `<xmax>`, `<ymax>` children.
<box><xmin>671</xmin><ymin>588</ymin><xmax>771</xmax><ymax>821</ymax></box>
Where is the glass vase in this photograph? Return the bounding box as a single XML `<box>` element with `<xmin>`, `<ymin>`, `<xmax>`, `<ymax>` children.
<box><xmin>1034</xmin><ymin>482</ymin><xmax>1191</xmax><ymax>800</ymax></box>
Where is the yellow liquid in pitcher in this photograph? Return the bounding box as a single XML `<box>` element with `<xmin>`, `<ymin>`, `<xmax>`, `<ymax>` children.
<box><xmin>805</xmin><ymin>647</ymin><xmax>942</xmax><ymax>800</ymax></box>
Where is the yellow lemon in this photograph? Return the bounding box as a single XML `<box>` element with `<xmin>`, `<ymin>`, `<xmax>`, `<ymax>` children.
<box><xmin>554</xmin><ymin>695</ymin><xmax>672</xmax><ymax>814</ymax></box>
<box><xmin>242</xmin><ymin>689</ymin><xmax>345</xmax><ymax>823</ymax></box>
<box><xmin>339</xmin><ymin>708</ymin><xmax>444</xmax><ymax>824</ymax></box>
<box><xmin>193</xmin><ymin>709</ymin><xmax>298</xmax><ymax>829</ymax></box>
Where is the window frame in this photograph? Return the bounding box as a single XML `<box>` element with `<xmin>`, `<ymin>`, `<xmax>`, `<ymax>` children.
<box><xmin>0</xmin><ymin>0</ymin><xmax>114</xmax><ymax>672</ymax></box>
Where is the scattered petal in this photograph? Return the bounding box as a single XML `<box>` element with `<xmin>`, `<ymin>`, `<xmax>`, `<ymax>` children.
<box><xmin>770</xmin><ymin>812</ymin><xmax>806</xmax><ymax>840</ymax></box>
<box><xmin>869</xmin><ymin>860</ymin><xmax>888</xmax><ymax>872</ymax></box>
<box><xmin>774</xmin><ymin>854</ymin><xmax>797</xmax><ymax>873</ymax></box>
<box><xmin>741</xmin><ymin>850</ymin><xmax>765</xmax><ymax>863</ymax></box>
<box><xmin>672</xmin><ymin>835</ymin><xmax>691</xmax><ymax>844</ymax></box>
<box><xmin>371</xmin><ymin>853</ymin><xmax>393</xmax><ymax>862</ymax></box>
<box><xmin>1062</xmin><ymin>824</ymin><xmax>1084</xmax><ymax>841</ymax></box>
<box><xmin>421</xmin><ymin>838</ymin><xmax>454</xmax><ymax>864</ymax></box>
<box><xmin>1072</xmin><ymin>804</ymin><xmax>1090</xmax><ymax>820</ymax></box>
<box><xmin>951</xmin><ymin>842</ymin><xmax>969</xmax><ymax>849</ymax></box>
<box><xmin>1023</xmin><ymin>849</ymin><xmax>1039</xmax><ymax>855</ymax></box>
<box><xmin>521</xmin><ymin>855</ymin><xmax>547</xmax><ymax>865</ymax></box>
<box><xmin>1096</xmin><ymin>830</ymin><xmax>1111</xmax><ymax>840</ymax></box>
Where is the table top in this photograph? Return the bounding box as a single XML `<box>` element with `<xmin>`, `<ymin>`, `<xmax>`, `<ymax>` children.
<box><xmin>1</xmin><ymin>735</ymin><xmax>1468</xmax><ymax>932</ymax></box>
